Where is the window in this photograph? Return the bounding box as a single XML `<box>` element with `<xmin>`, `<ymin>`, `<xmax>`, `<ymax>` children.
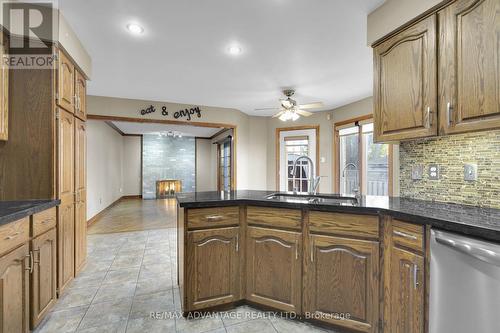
<box><xmin>277</xmin><ymin>127</ymin><xmax>318</xmax><ymax>193</ymax></box>
<box><xmin>335</xmin><ymin>116</ymin><xmax>392</xmax><ymax>196</ymax></box>
<box><xmin>217</xmin><ymin>139</ymin><xmax>232</xmax><ymax>191</ymax></box>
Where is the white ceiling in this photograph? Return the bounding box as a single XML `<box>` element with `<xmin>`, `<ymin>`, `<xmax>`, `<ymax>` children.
<box><xmin>110</xmin><ymin>121</ymin><xmax>223</xmax><ymax>137</ymax></box>
<box><xmin>60</xmin><ymin>0</ymin><xmax>384</xmax><ymax>116</ymax></box>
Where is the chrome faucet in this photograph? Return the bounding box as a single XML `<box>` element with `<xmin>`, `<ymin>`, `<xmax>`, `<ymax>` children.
<box><xmin>342</xmin><ymin>163</ymin><xmax>361</xmax><ymax>200</ymax></box>
<box><xmin>292</xmin><ymin>155</ymin><xmax>321</xmax><ymax>195</ymax></box>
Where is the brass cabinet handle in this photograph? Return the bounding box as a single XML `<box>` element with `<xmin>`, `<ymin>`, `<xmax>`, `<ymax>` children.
<box><xmin>33</xmin><ymin>249</ymin><xmax>40</xmax><ymax>264</ymax></box>
<box><xmin>235</xmin><ymin>234</ymin><xmax>239</xmax><ymax>252</ymax></box>
<box><xmin>205</xmin><ymin>215</ymin><xmax>223</xmax><ymax>222</ymax></box>
<box><xmin>447</xmin><ymin>102</ymin><xmax>454</xmax><ymax>126</ymax></box>
<box><xmin>426</xmin><ymin>107</ymin><xmax>433</xmax><ymax>128</ymax></box>
<box><xmin>5</xmin><ymin>231</ymin><xmax>20</xmax><ymax>240</ymax></box>
<box><xmin>413</xmin><ymin>264</ymin><xmax>419</xmax><ymax>290</ymax></box>
<box><xmin>295</xmin><ymin>239</ymin><xmax>298</xmax><ymax>260</ymax></box>
<box><xmin>393</xmin><ymin>230</ymin><xmax>418</xmax><ymax>240</ymax></box>
<box><xmin>25</xmin><ymin>251</ymin><xmax>34</xmax><ymax>274</ymax></box>
<box><xmin>310</xmin><ymin>237</ymin><xmax>314</xmax><ymax>262</ymax></box>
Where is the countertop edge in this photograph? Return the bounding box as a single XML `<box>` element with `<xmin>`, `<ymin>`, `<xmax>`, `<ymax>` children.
<box><xmin>0</xmin><ymin>200</ymin><xmax>61</xmax><ymax>226</ymax></box>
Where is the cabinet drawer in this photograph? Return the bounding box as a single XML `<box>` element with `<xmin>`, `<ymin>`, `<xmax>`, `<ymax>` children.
<box><xmin>187</xmin><ymin>206</ymin><xmax>239</xmax><ymax>229</ymax></box>
<box><xmin>0</xmin><ymin>217</ymin><xmax>29</xmax><ymax>255</ymax></box>
<box><xmin>392</xmin><ymin>219</ymin><xmax>424</xmax><ymax>252</ymax></box>
<box><xmin>309</xmin><ymin>211</ymin><xmax>379</xmax><ymax>239</ymax></box>
<box><xmin>32</xmin><ymin>207</ymin><xmax>56</xmax><ymax>237</ymax></box>
<box><xmin>247</xmin><ymin>206</ymin><xmax>302</xmax><ymax>230</ymax></box>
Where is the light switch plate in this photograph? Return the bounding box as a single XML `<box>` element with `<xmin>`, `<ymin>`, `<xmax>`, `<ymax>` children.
<box><xmin>428</xmin><ymin>164</ymin><xmax>440</xmax><ymax>180</ymax></box>
<box><xmin>464</xmin><ymin>163</ymin><xmax>478</xmax><ymax>181</ymax></box>
<box><xmin>411</xmin><ymin>164</ymin><xmax>424</xmax><ymax>180</ymax></box>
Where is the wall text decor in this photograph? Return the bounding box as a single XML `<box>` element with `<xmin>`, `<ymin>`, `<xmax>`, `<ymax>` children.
<box><xmin>139</xmin><ymin>105</ymin><xmax>202</xmax><ymax>121</ymax></box>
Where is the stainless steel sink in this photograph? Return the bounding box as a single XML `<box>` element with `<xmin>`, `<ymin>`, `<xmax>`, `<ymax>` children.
<box><xmin>265</xmin><ymin>193</ymin><xmax>358</xmax><ymax>205</ymax></box>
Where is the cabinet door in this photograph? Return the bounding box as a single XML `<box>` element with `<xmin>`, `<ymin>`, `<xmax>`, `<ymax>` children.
<box><xmin>373</xmin><ymin>15</ymin><xmax>437</xmax><ymax>142</ymax></box>
<box><xmin>304</xmin><ymin>234</ymin><xmax>379</xmax><ymax>333</ymax></box>
<box><xmin>0</xmin><ymin>243</ymin><xmax>30</xmax><ymax>333</ymax></box>
<box><xmin>439</xmin><ymin>0</ymin><xmax>500</xmax><ymax>134</ymax></box>
<box><xmin>31</xmin><ymin>229</ymin><xmax>57</xmax><ymax>328</ymax></box>
<box><xmin>385</xmin><ymin>247</ymin><xmax>424</xmax><ymax>333</ymax></box>
<box><xmin>58</xmin><ymin>109</ymin><xmax>75</xmax><ymax>292</ymax></box>
<box><xmin>246</xmin><ymin>226</ymin><xmax>301</xmax><ymax>313</ymax></box>
<box><xmin>74</xmin><ymin>119</ymin><xmax>87</xmax><ymax>274</ymax></box>
<box><xmin>74</xmin><ymin>70</ymin><xmax>86</xmax><ymax>121</ymax></box>
<box><xmin>186</xmin><ymin>227</ymin><xmax>240</xmax><ymax>311</ymax></box>
<box><xmin>0</xmin><ymin>33</ymin><xmax>8</xmax><ymax>141</ymax></box>
<box><xmin>57</xmin><ymin>50</ymin><xmax>75</xmax><ymax>114</ymax></box>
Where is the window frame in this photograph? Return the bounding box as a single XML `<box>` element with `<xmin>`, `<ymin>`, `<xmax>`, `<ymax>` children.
<box><xmin>333</xmin><ymin>114</ymin><xmax>393</xmax><ymax>196</ymax></box>
<box><xmin>216</xmin><ymin>136</ymin><xmax>234</xmax><ymax>192</ymax></box>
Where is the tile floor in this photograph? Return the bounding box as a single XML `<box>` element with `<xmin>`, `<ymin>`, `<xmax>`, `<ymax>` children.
<box><xmin>34</xmin><ymin>228</ymin><xmax>342</xmax><ymax>333</ymax></box>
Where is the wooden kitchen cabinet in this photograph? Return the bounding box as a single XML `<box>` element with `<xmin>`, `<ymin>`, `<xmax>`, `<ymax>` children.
<box><xmin>0</xmin><ymin>33</ymin><xmax>8</xmax><ymax>141</ymax></box>
<box><xmin>57</xmin><ymin>49</ymin><xmax>75</xmax><ymax>114</ymax></box>
<box><xmin>373</xmin><ymin>15</ymin><xmax>438</xmax><ymax>142</ymax></box>
<box><xmin>74</xmin><ymin>118</ymin><xmax>87</xmax><ymax>274</ymax></box>
<box><xmin>305</xmin><ymin>234</ymin><xmax>379</xmax><ymax>333</ymax></box>
<box><xmin>30</xmin><ymin>228</ymin><xmax>57</xmax><ymax>328</ymax></box>
<box><xmin>383</xmin><ymin>219</ymin><xmax>426</xmax><ymax>333</ymax></box>
<box><xmin>246</xmin><ymin>226</ymin><xmax>302</xmax><ymax>313</ymax></box>
<box><xmin>438</xmin><ymin>0</ymin><xmax>500</xmax><ymax>134</ymax></box>
<box><xmin>58</xmin><ymin>109</ymin><xmax>75</xmax><ymax>293</ymax></box>
<box><xmin>0</xmin><ymin>243</ymin><xmax>30</xmax><ymax>333</ymax></box>
<box><xmin>186</xmin><ymin>227</ymin><xmax>241</xmax><ymax>311</ymax></box>
<box><xmin>74</xmin><ymin>70</ymin><xmax>87</xmax><ymax>120</ymax></box>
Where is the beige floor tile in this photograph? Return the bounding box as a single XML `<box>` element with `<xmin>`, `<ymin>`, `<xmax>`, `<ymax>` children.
<box><xmin>126</xmin><ymin>317</ymin><xmax>176</xmax><ymax>333</ymax></box>
<box><xmin>78</xmin><ymin>298</ymin><xmax>133</xmax><ymax>330</ymax></box>
<box><xmin>93</xmin><ymin>281</ymin><xmax>137</xmax><ymax>303</ymax></box>
<box><xmin>225</xmin><ymin>319</ymin><xmax>276</xmax><ymax>333</ymax></box>
<box><xmin>176</xmin><ymin>314</ymin><xmax>225</xmax><ymax>333</ymax></box>
<box><xmin>34</xmin><ymin>306</ymin><xmax>87</xmax><ymax>333</ymax></box>
<box><xmin>102</xmin><ymin>267</ymin><xmax>140</xmax><ymax>284</ymax></box>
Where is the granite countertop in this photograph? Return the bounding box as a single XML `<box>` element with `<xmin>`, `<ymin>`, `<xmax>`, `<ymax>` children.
<box><xmin>0</xmin><ymin>200</ymin><xmax>60</xmax><ymax>227</ymax></box>
<box><xmin>176</xmin><ymin>190</ymin><xmax>500</xmax><ymax>242</ymax></box>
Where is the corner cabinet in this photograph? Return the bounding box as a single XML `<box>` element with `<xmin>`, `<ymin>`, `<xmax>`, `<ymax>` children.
<box><xmin>438</xmin><ymin>0</ymin><xmax>500</xmax><ymax>134</ymax></box>
<box><xmin>373</xmin><ymin>15</ymin><xmax>437</xmax><ymax>142</ymax></box>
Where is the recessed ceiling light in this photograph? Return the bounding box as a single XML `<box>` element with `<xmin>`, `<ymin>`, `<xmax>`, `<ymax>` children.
<box><xmin>227</xmin><ymin>45</ymin><xmax>242</xmax><ymax>55</ymax></box>
<box><xmin>126</xmin><ymin>23</ymin><xmax>144</xmax><ymax>35</ymax></box>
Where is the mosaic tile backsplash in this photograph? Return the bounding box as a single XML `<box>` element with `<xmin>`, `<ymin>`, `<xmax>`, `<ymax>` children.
<box><xmin>400</xmin><ymin>130</ymin><xmax>500</xmax><ymax>209</ymax></box>
<box><xmin>142</xmin><ymin>134</ymin><xmax>196</xmax><ymax>199</ymax></box>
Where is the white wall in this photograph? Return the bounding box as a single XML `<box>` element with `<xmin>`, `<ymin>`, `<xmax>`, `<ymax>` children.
<box><xmin>122</xmin><ymin>136</ymin><xmax>142</xmax><ymax>196</ymax></box>
<box><xmin>87</xmin><ymin>120</ymin><xmax>124</xmax><ymax>219</ymax></box>
<box><xmin>196</xmin><ymin>139</ymin><xmax>215</xmax><ymax>191</ymax></box>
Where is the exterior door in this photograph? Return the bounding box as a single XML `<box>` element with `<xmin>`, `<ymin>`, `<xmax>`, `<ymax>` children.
<box><xmin>57</xmin><ymin>49</ymin><xmax>75</xmax><ymax>114</ymax></box>
<box><xmin>373</xmin><ymin>15</ymin><xmax>437</xmax><ymax>142</ymax></box>
<box><xmin>246</xmin><ymin>226</ymin><xmax>302</xmax><ymax>313</ymax></box>
<box><xmin>74</xmin><ymin>119</ymin><xmax>87</xmax><ymax>274</ymax></box>
<box><xmin>439</xmin><ymin>0</ymin><xmax>500</xmax><ymax>134</ymax></box>
<box><xmin>304</xmin><ymin>234</ymin><xmax>379</xmax><ymax>333</ymax></box>
<box><xmin>74</xmin><ymin>70</ymin><xmax>86</xmax><ymax>120</ymax></box>
<box><xmin>186</xmin><ymin>227</ymin><xmax>240</xmax><ymax>311</ymax></box>
<box><xmin>0</xmin><ymin>244</ymin><xmax>30</xmax><ymax>333</ymax></box>
<box><xmin>30</xmin><ymin>229</ymin><xmax>57</xmax><ymax>328</ymax></box>
<box><xmin>386</xmin><ymin>247</ymin><xmax>424</xmax><ymax>333</ymax></box>
<box><xmin>58</xmin><ymin>109</ymin><xmax>75</xmax><ymax>292</ymax></box>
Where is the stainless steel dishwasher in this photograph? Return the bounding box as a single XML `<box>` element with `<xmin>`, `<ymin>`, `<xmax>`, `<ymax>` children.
<box><xmin>430</xmin><ymin>229</ymin><xmax>500</xmax><ymax>333</ymax></box>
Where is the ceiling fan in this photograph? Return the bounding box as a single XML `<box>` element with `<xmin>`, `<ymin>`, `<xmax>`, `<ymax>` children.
<box><xmin>255</xmin><ymin>89</ymin><xmax>324</xmax><ymax>121</ymax></box>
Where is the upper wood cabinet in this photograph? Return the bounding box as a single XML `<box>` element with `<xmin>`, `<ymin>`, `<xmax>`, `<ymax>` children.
<box><xmin>0</xmin><ymin>33</ymin><xmax>8</xmax><ymax>141</ymax></box>
<box><xmin>74</xmin><ymin>70</ymin><xmax>87</xmax><ymax>120</ymax></box>
<box><xmin>0</xmin><ymin>243</ymin><xmax>30</xmax><ymax>333</ymax></box>
<box><xmin>246</xmin><ymin>226</ymin><xmax>302</xmax><ymax>313</ymax></box>
<box><xmin>305</xmin><ymin>234</ymin><xmax>379</xmax><ymax>333</ymax></box>
<box><xmin>74</xmin><ymin>119</ymin><xmax>87</xmax><ymax>273</ymax></box>
<box><xmin>186</xmin><ymin>227</ymin><xmax>241</xmax><ymax>311</ymax></box>
<box><xmin>439</xmin><ymin>0</ymin><xmax>500</xmax><ymax>134</ymax></box>
<box><xmin>373</xmin><ymin>15</ymin><xmax>438</xmax><ymax>142</ymax></box>
<box><xmin>57</xmin><ymin>50</ymin><xmax>75</xmax><ymax>114</ymax></box>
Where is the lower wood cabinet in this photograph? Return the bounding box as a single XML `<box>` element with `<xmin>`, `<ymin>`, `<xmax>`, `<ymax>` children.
<box><xmin>186</xmin><ymin>227</ymin><xmax>241</xmax><ymax>311</ymax></box>
<box><xmin>0</xmin><ymin>243</ymin><xmax>30</xmax><ymax>333</ymax></box>
<box><xmin>304</xmin><ymin>234</ymin><xmax>379</xmax><ymax>333</ymax></box>
<box><xmin>30</xmin><ymin>228</ymin><xmax>57</xmax><ymax>328</ymax></box>
<box><xmin>246</xmin><ymin>226</ymin><xmax>302</xmax><ymax>313</ymax></box>
<box><xmin>58</xmin><ymin>203</ymin><xmax>75</xmax><ymax>294</ymax></box>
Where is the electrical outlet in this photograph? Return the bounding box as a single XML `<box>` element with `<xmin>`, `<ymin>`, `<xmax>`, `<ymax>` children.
<box><xmin>428</xmin><ymin>164</ymin><xmax>440</xmax><ymax>180</ymax></box>
<box><xmin>464</xmin><ymin>163</ymin><xmax>478</xmax><ymax>181</ymax></box>
<box><xmin>411</xmin><ymin>164</ymin><xmax>424</xmax><ymax>180</ymax></box>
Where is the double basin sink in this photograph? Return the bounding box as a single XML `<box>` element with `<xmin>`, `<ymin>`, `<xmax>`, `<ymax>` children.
<box><xmin>265</xmin><ymin>193</ymin><xmax>358</xmax><ymax>206</ymax></box>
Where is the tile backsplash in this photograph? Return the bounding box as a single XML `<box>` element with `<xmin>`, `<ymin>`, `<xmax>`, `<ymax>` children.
<box><xmin>400</xmin><ymin>130</ymin><xmax>500</xmax><ymax>209</ymax></box>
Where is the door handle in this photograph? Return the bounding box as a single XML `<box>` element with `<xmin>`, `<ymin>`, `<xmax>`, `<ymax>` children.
<box><xmin>235</xmin><ymin>234</ymin><xmax>239</xmax><ymax>252</ymax></box>
<box><xmin>447</xmin><ymin>102</ymin><xmax>453</xmax><ymax>126</ymax></box>
<box><xmin>413</xmin><ymin>264</ymin><xmax>419</xmax><ymax>290</ymax></box>
<box><xmin>25</xmin><ymin>251</ymin><xmax>34</xmax><ymax>274</ymax></box>
<box><xmin>295</xmin><ymin>239</ymin><xmax>298</xmax><ymax>260</ymax></box>
<box><xmin>426</xmin><ymin>107</ymin><xmax>433</xmax><ymax>128</ymax></box>
<box><xmin>310</xmin><ymin>236</ymin><xmax>314</xmax><ymax>262</ymax></box>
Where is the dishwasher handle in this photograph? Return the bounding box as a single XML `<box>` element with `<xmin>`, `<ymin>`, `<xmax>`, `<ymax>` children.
<box><xmin>434</xmin><ymin>230</ymin><xmax>500</xmax><ymax>267</ymax></box>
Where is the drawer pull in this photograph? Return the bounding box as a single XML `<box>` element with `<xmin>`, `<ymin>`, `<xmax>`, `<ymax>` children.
<box><xmin>5</xmin><ymin>231</ymin><xmax>21</xmax><ymax>240</ymax></box>
<box><xmin>205</xmin><ymin>215</ymin><xmax>223</xmax><ymax>222</ymax></box>
<box><xmin>393</xmin><ymin>230</ymin><xmax>417</xmax><ymax>240</ymax></box>
<box><xmin>41</xmin><ymin>219</ymin><xmax>53</xmax><ymax>224</ymax></box>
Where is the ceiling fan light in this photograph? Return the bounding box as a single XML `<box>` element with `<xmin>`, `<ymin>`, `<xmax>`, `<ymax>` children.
<box><xmin>291</xmin><ymin>113</ymin><xmax>300</xmax><ymax>121</ymax></box>
<box><xmin>279</xmin><ymin>113</ymin><xmax>289</xmax><ymax>121</ymax></box>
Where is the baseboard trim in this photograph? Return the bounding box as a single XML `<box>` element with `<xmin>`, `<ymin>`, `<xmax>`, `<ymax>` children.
<box><xmin>87</xmin><ymin>196</ymin><xmax>124</xmax><ymax>227</ymax></box>
<box><xmin>122</xmin><ymin>195</ymin><xmax>143</xmax><ymax>199</ymax></box>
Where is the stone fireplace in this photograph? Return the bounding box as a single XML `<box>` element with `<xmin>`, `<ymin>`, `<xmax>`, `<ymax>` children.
<box><xmin>156</xmin><ymin>179</ymin><xmax>182</xmax><ymax>198</ymax></box>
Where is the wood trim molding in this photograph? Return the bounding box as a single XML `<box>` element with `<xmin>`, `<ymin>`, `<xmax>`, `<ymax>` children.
<box><xmin>104</xmin><ymin>121</ymin><xmax>125</xmax><ymax>136</ymax></box>
<box><xmin>275</xmin><ymin>125</ymin><xmax>320</xmax><ymax>191</ymax></box>
<box><xmin>87</xmin><ymin>114</ymin><xmax>237</xmax><ymax>129</ymax></box>
<box><xmin>333</xmin><ymin>114</ymin><xmax>373</xmax><ymax>129</ymax></box>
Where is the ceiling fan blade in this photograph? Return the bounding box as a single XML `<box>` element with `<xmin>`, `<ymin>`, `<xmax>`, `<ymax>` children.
<box><xmin>255</xmin><ymin>107</ymin><xmax>280</xmax><ymax>111</ymax></box>
<box><xmin>296</xmin><ymin>109</ymin><xmax>313</xmax><ymax>117</ymax></box>
<box><xmin>272</xmin><ymin>110</ymin><xmax>286</xmax><ymax>118</ymax></box>
<box><xmin>298</xmin><ymin>102</ymin><xmax>324</xmax><ymax>110</ymax></box>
